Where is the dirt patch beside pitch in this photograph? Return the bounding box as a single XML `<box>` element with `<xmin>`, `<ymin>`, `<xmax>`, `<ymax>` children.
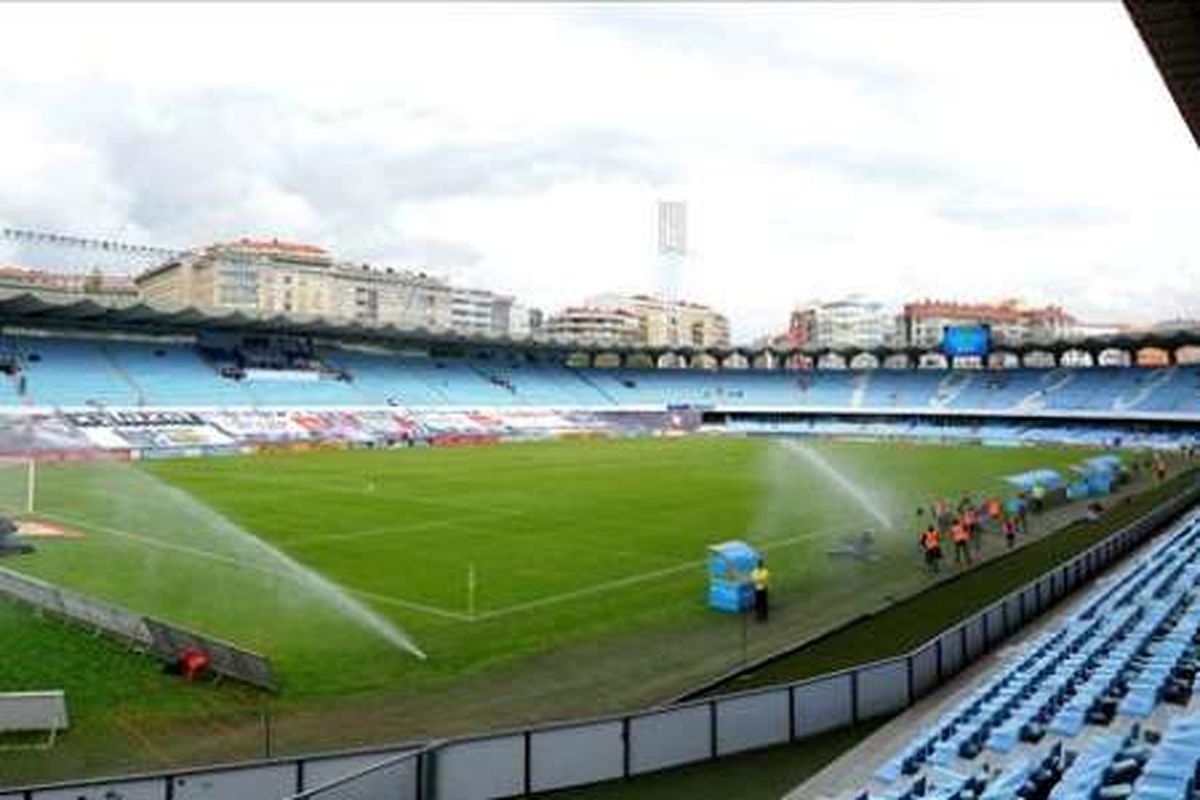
<box><xmin>16</xmin><ymin>519</ymin><xmax>85</xmax><ymax>539</ymax></box>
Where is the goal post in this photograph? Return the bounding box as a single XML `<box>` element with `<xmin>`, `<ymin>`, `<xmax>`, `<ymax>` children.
<box><xmin>0</xmin><ymin>457</ymin><xmax>35</xmax><ymax>518</ymax></box>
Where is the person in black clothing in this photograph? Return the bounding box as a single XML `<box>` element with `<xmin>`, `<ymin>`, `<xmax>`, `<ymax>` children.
<box><xmin>751</xmin><ymin>559</ymin><xmax>770</xmax><ymax>622</ymax></box>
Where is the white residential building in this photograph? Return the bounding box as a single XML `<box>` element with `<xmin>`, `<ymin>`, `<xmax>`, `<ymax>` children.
<box><xmin>449</xmin><ymin>287</ymin><xmax>514</xmax><ymax>338</ymax></box>
<box><xmin>789</xmin><ymin>296</ymin><xmax>898</xmax><ymax>349</ymax></box>
<box><xmin>901</xmin><ymin>299</ymin><xmax>1077</xmax><ymax>349</ymax></box>
<box><xmin>544</xmin><ymin>306</ymin><xmax>642</xmax><ymax>346</ymax></box>
<box><xmin>136</xmin><ymin>239</ymin><xmax>453</xmax><ymax>331</ymax></box>
<box><xmin>586</xmin><ymin>294</ymin><xmax>730</xmax><ymax>348</ymax></box>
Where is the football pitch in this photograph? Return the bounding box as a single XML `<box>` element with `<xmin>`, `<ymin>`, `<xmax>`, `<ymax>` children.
<box><xmin>0</xmin><ymin>436</ymin><xmax>1108</xmax><ymax>778</ymax></box>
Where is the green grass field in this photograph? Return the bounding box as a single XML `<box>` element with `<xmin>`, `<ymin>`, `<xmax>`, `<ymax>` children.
<box><xmin>0</xmin><ymin>436</ymin><xmax>1135</xmax><ymax>783</ymax></box>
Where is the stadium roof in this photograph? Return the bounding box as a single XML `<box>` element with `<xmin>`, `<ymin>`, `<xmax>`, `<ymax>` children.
<box><xmin>1126</xmin><ymin>0</ymin><xmax>1200</xmax><ymax>148</ymax></box>
<box><xmin>1</xmin><ymin>289</ymin><xmax>1199</xmax><ymax>362</ymax></box>
<box><xmin>0</xmin><ymin>289</ymin><xmax>605</xmax><ymax>354</ymax></box>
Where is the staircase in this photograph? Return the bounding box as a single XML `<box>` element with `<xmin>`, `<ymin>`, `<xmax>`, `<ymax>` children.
<box><xmin>319</xmin><ymin>352</ymin><xmax>386</xmax><ymax>406</ymax></box>
<box><xmin>1113</xmin><ymin>367</ymin><xmax>1177</xmax><ymax>412</ymax></box>
<box><xmin>570</xmin><ymin>369</ymin><xmax>621</xmax><ymax>406</ymax></box>
<box><xmin>98</xmin><ymin>345</ymin><xmax>147</xmax><ymax>407</ymax></box>
<box><xmin>1017</xmin><ymin>368</ymin><xmax>1074</xmax><ymax>411</ymax></box>
<box><xmin>930</xmin><ymin>371</ymin><xmax>974</xmax><ymax>408</ymax></box>
<box><xmin>850</xmin><ymin>371</ymin><xmax>871</xmax><ymax>409</ymax></box>
<box><xmin>7</xmin><ymin>372</ymin><xmax>32</xmax><ymax>408</ymax></box>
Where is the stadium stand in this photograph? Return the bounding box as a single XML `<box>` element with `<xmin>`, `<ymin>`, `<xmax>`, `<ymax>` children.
<box><xmin>841</xmin><ymin>508</ymin><xmax>1200</xmax><ymax>799</ymax></box>
<box><xmin>1</xmin><ymin>332</ymin><xmax>1200</xmax><ymax>417</ymax></box>
<box><xmin>105</xmin><ymin>340</ymin><xmax>252</xmax><ymax>407</ymax></box>
<box><xmin>2</xmin><ymin>336</ymin><xmax>139</xmax><ymax>408</ymax></box>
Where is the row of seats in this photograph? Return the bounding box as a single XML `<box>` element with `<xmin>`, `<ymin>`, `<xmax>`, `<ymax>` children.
<box><xmin>874</xmin><ymin>718</ymin><xmax>1200</xmax><ymax>800</ymax></box>
<box><xmin>856</xmin><ymin>511</ymin><xmax>1200</xmax><ymax>799</ymax></box>
<box><xmin>869</xmin><ymin>717</ymin><xmax>1200</xmax><ymax>800</ymax></box>
<box><xmin>1</xmin><ymin>334</ymin><xmax>1200</xmax><ymax>413</ymax></box>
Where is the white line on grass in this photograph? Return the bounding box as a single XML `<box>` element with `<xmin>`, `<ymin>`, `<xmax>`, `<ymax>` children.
<box><xmin>341</xmin><ymin>586</ymin><xmax>473</xmax><ymax>622</ymax></box>
<box><xmin>35</xmin><ymin>511</ymin><xmax>472</xmax><ymax>623</ymax></box>
<box><xmin>34</xmin><ymin>512</ymin><xmax>874</xmax><ymax>626</ymax></box>
<box><xmin>471</xmin><ymin>560</ymin><xmax>702</xmax><ymax>621</ymax></box>
<box><xmin>216</xmin><ymin>473</ymin><xmax>533</xmax><ymax>517</ymax></box>
<box><xmin>284</xmin><ymin>514</ymin><xmax>489</xmax><ymax>548</ymax></box>
<box><xmin>474</xmin><ymin>523</ymin><xmax>846</xmax><ymax>621</ymax></box>
<box><xmin>40</xmin><ymin>511</ymin><xmax>269</xmax><ymax>571</ymax></box>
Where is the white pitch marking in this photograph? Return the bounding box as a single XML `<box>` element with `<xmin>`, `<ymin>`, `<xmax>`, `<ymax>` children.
<box><xmin>36</xmin><ymin>514</ymin><xmax>865</xmax><ymax>626</ymax></box>
<box><xmin>473</xmin><ymin>523</ymin><xmax>845</xmax><ymax>621</ymax></box>
<box><xmin>34</xmin><ymin>511</ymin><xmax>472</xmax><ymax>623</ymax></box>
<box><xmin>285</xmin><ymin>514</ymin><xmax>489</xmax><ymax>548</ymax></box>
<box><xmin>254</xmin><ymin>476</ymin><xmax>532</xmax><ymax>518</ymax></box>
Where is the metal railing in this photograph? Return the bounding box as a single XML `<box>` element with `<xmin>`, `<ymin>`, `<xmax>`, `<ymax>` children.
<box><xmin>6</xmin><ymin>483</ymin><xmax>1198</xmax><ymax>800</ymax></box>
<box><xmin>0</xmin><ymin>566</ymin><xmax>277</xmax><ymax>691</ymax></box>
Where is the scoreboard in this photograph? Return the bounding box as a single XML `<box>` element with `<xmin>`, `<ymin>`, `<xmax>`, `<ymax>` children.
<box><xmin>942</xmin><ymin>324</ymin><xmax>991</xmax><ymax>357</ymax></box>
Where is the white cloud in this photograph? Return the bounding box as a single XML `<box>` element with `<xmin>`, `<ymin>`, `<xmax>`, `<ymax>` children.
<box><xmin>0</xmin><ymin>1</ymin><xmax>1196</xmax><ymax>340</ymax></box>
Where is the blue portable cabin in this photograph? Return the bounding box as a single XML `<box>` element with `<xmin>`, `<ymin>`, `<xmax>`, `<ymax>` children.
<box><xmin>707</xmin><ymin>540</ymin><xmax>761</xmax><ymax>613</ymax></box>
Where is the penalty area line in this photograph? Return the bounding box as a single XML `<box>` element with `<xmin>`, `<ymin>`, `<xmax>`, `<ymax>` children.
<box><xmin>35</xmin><ymin>511</ymin><xmax>471</xmax><ymax>624</ymax></box>
<box><xmin>474</xmin><ymin>523</ymin><xmax>849</xmax><ymax>621</ymax></box>
<box><xmin>284</xmin><ymin>511</ymin><xmax>495</xmax><ymax>548</ymax></box>
<box><xmin>472</xmin><ymin>560</ymin><xmax>701</xmax><ymax>621</ymax></box>
<box><xmin>342</xmin><ymin>586</ymin><xmax>474</xmax><ymax>623</ymax></box>
<box><xmin>37</xmin><ymin>512</ymin><xmax>877</xmax><ymax>626</ymax></box>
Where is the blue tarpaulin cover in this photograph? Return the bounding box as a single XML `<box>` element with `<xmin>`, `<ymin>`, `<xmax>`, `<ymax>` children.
<box><xmin>1081</xmin><ymin>455</ymin><xmax>1123</xmax><ymax>475</ymax></box>
<box><xmin>1004</xmin><ymin>469</ymin><xmax>1065</xmax><ymax>492</ymax></box>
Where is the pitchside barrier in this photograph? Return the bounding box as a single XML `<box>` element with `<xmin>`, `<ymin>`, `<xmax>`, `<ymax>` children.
<box><xmin>5</xmin><ymin>483</ymin><xmax>1200</xmax><ymax>800</ymax></box>
<box><xmin>0</xmin><ymin>566</ymin><xmax>277</xmax><ymax>692</ymax></box>
<box><xmin>140</xmin><ymin>619</ymin><xmax>278</xmax><ymax>692</ymax></box>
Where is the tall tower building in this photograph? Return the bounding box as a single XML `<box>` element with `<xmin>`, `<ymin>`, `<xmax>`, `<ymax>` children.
<box><xmin>657</xmin><ymin>200</ymin><xmax>687</xmax><ymax>349</ymax></box>
<box><xmin>657</xmin><ymin>200</ymin><xmax>687</xmax><ymax>259</ymax></box>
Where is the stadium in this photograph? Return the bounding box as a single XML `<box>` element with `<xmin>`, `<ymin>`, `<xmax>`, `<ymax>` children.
<box><xmin>1</xmin><ymin>3</ymin><xmax>1199</xmax><ymax>800</ymax></box>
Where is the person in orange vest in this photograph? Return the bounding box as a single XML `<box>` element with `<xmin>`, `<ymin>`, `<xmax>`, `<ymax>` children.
<box><xmin>922</xmin><ymin>525</ymin><xmax>942</xmax><ymax>573</ymax></box>
<box><xmin>987</xmin><ymin>497</ymin><xmax>1003</xmax><ymax>529</ymax></box>
<box><xmin>951</xmin><ymin>520</ymin><xmax>971</xmax><ymax>565</ymax></box>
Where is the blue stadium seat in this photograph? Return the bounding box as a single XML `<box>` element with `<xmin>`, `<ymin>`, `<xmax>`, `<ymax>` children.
<box><xmin>858</xmin><ymin>510</ymin><xmax>1200</xmax><ymax>799</ymax></box>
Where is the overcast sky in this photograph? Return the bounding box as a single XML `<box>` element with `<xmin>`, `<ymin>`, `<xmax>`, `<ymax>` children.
<box><xmin>0</xmin><ymin>2</ymin><xmax>1197</xmax><ymax>341</ymax></box>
